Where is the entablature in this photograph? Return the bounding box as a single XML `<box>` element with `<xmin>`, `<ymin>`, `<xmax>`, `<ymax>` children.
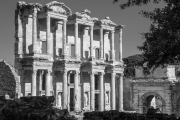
<box><xmin>38</xmin><ymin>12</ymin><xmax>68</xmax><ymax>20</ymax></box>
<box><xmin>68</xmin><ymin>9</ymin><xmax>97</xmax><ymax>26</ymax></box>
<box><xmin>131</xmin><ymin>78</ymin><xmax>176</xmax><ymax>87</ymax></box>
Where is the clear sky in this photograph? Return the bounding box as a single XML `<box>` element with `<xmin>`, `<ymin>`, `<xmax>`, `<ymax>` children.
<box><xmin>0</xmin><ymin>0</ymin><xmax>166</xmax><ymax>65</ymax></box>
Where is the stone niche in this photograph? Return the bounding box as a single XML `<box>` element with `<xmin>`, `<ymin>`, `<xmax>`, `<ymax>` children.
<box><xmin>83</xmin><ymin>83</ymin><xmax>90</xmax><ymax>110</ymax></box>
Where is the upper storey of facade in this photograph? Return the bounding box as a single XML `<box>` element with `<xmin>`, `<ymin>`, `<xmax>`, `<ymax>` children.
<box><xmin>14</xmin><ymin>1</ymin><xmax>124</xmax><ymax>65</ymax></box>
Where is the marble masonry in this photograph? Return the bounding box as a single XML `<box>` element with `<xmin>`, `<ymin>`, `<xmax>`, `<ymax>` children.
<box><xmin>126</xmin><ymin>65</ymin><xmax>180</xmax><ymax>115</ymax></box>
<box><xmin>14</xmin><ymin>1</ymin><xmax>124</xmax><ymax>111</ymax></box>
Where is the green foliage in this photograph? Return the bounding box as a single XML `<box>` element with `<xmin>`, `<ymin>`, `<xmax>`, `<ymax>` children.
<box><xmin>0</xmin><ymin>97</ymin><xmax>77</xmax><ymax>120</ymax></box>
<box><xmin>114</xmin><ymin>0</ymin><xmax>180</xmax><ymax>69</ymax></box>
<box><xmin>123</xmin><ymin>54</ymin><xmax>144</xmax><ymax>77</ymax></box>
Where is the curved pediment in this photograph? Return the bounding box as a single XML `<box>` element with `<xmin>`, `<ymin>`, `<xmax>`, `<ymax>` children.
<box><xmin>43</xmin><ymin>1</ymin><xmax>72</xmax><ymax>16</ymax></box>
<box><xmin>69</xmin><ymin>9</ymin><xmax>98</xmax><ymax>22</ymax></box>
<box><xmin>95</xmin><ymin>17</ymin><xmax>117</xmax><ymax>27</ymax></box>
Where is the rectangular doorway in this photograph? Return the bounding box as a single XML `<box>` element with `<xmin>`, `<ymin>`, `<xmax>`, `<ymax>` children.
<box><xmin>95</xmin><ymin>93</ymin><xmax>99</xmax><ymax>111</ymax></box>
<box><xmin>70</xmin><ymin>88</ymin><xmax>74</xmax><ymax>111</ymax></box>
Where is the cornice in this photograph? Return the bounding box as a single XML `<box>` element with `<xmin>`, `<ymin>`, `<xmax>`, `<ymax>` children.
<box><xmin>68</xmin><ymin>9</ymin><xmax>98</xmax><ymax>22</ymax></box>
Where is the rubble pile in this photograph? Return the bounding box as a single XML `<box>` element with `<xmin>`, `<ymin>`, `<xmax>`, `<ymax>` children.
<box><xmin>0</xmin><ymin>96</ymin><xmax>77</xmax><ymax>120</ymax></box>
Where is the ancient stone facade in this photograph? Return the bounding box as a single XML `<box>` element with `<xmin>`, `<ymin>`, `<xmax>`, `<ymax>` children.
<box><xmin>130</xmin><ymin>65</ymin><xmax>180</xmax><ymax>115</ymax></box>
<box><xmin>0</xmin><ymin>60</ymin><xmax>20</xmax><ymax>98</ymax></box>
<box><xmin>14</xmin><ymin>1</ymin><xmax>124</xmax><ymax>111</ymax></box>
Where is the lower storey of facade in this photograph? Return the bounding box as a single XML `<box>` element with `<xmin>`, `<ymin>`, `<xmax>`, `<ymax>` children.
<box><xmin>19</xmin><ymin>69</ymin><xmax>124</xmax><ymax>112</ymax></box>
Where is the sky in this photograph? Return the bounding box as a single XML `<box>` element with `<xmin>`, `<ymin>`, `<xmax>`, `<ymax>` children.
<box><xmin>0</xmin><ymin>0</ymin><xmax>166</xmax><ymax>65</ymax></box>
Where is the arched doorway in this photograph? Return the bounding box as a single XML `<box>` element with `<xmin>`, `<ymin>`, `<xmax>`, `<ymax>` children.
<box><xmin>140</xmin><ymin>92</ymin><xmax>165</xmax><ymax>113</ymax></box>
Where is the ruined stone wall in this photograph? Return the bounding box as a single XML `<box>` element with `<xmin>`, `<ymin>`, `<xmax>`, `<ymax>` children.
<box><xmin>0</xmin><ymin>60</ymin><xmax>20</xmax><ymax>98</ymax></box>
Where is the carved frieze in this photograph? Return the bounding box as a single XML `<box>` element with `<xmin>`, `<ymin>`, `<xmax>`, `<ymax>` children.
<box><xmin>131</xmin><ymin>78</ymin><xmax>174</xmax><ymax>86</ymax></box>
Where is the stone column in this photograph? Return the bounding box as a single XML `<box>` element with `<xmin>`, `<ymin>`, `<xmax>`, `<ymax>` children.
<box><xmin>119</xmin><ymin>29</ymin><xmax>122</xmax><ymax>61</ymax></box>
<box><xmin>46</xmin><ymin>14</ymin><xmax>51</xmax><ymax>54</ymax></box>
<box><xmin>90</xmin><ymin>25</ymin><xmax>94</xmax><ymax>58</ymax></box>
<box><xmin>31</xmin><ymin>69</ymin><xmax>37</xmax><ymax>96</ymax></box>
<box><xmin>99</xmin><ymin>72</ymin><xmax>104</xmax><ymax>111</ymax></box>
<box><xmin>90</xmin><ymin>72</ymin><xmax>95</xmax><ymax>111</ymax></box>
<box><xmin>45</xmin><ymin>70</ymin><xmax>52</xmax><ymax>96</ymax></box>
<box><xmin>75</xmin><ymin>23</ymin><xmax>78</xmax><ymax>58</ymax></box>
<box><xmin>111</xmin><ymin>73</ymin><xmax>116</xmax><ymax>110</ymax></box>
<box><xmin>74</xmin><ymin>71</ymin><xmax>80</xmax><ymax>111</ymax></box>
<box><xmin>62</xmin><ymin>20</ymin><xmax>67</xmax><ymax>58</ymax></box>
<box><xmin>39</xmin><ymin>71</ymin><xmax>43</xmax><ymax>96</ymax></box>
<box><xmin>100</xmin><ymin>27</ymin><xmax>103</xmax><ymax>59</ymax></box>
<box><xmin>32</xmin><ymin>8</ymin><xmax>37</xmax><ymax>54</ymax></box>
<box><xmin>119</xmin><ymin>73</ymin><xmax>123</xmax><ymax>111</ymax></box>
<box><xmin>63</xmin><ymin>70</ymin><xmax>68</xmax><ymax>109</ymax></box>
<box><xmin>111</xmin><ymin>31</ymin><xmax>115</xmax><ymax>61</ymax></box>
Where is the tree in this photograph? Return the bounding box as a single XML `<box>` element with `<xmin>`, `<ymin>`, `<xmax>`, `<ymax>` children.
<box><xmin>114</xmin><ymin>0</ymin><xmax>180</xmax><ymax>69</ymax></box>
<box><xmin>123</xmin><ymin>54</ymin><xmax>144</xmax><ymax>77</ymax></box>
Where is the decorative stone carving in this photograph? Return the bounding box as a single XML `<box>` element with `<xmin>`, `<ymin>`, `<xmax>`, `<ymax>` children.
<box><xmin>43</xmin><ymin>1</ymin><xmax>72</xmax><ymax>15</ymax></box>
<box><xmin>95</xmin><ymin>17</ymin><xmax>117</xmax><ymax>27</ymax></box>
<box><xmin>131</xmin><ymin>78</ymin><xmax>174</xmax><ymax>86</ymax></box>
<box><xmin>68</xmin><ymin>9</ymin><xmax>98</xmax><ymax>22</ymax></box>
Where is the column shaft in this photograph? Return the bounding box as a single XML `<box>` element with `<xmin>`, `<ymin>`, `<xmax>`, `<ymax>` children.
<box><xmin>45</xmin><ymin>70</ymin><xmax>51</xmax><ymax>96</ymax></box>
<box><xmin>90</xmin><ymin>72</ymin><xmax>95</xmax><ymax>111</ymax></box>
<box><xmin>75</xmin><ymin>23</ymin><xmax>78</xmax><ymax>57</ymax></box>
<box><xmin>63</xmin><ymin>70</ymin><xmax>68</xmax><ymax>109</ymax></box>
<box><xmin>46</xmin><ymin>15</ymin><xmax>51</xmax><ymax>54</ymax></box>
<box><xmin>32</xmin><ymin>8</ymin><xmax>37</xmax><ymax>53</ymax></box>
<box><xmin>119</xmin><ymin>29</ymin><xmax>122</xmax><ymax>61</ymax></box>
<box><xmin>62</xmin><ymin>20</ymin><xmax>67</xmax><ymax>57</ymax></box>
<box><xmin>31</xmin><ymin>70</ymin><xmax>37</xmax><ymax>96</ymax></box>
<box><xmin>39</xmin><ymin>71</ymin><xmax>43</xmax><ymax>96</ymax></box>
<box><xmin>74</xmin><ymin>71</ymin><xmax>79</xmax><ymax>111</ymax></box>
<box><xmin>100</xmin><ymin>27</ymin><xmax>103</xmax><ymax>59</ymax></box>
<box><xmin>111</xmin><ymin>73</ymin><xmax>116</xmax><ymax>110</ymax></box>
<box><xmin>99</xmin><ymin>72</ymin><xmax>104</xmax><ymax>111</ymax></box>
<box><xmin>90</xmin><ymin>25</ymin><xmax>94</xmax><ymax>58</ymax></box>
<box><xmin>111</xmin><ymin>31</ymin><xmax>115</xmax><ymax>61</ymax></box>
<box><xmin>119</xmin><ymin>74</ymin><xmax>123</xmax><ymax>111</ymax></box>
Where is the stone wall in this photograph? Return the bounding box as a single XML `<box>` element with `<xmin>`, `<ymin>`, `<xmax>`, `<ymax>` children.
<box><xmin>0</xmin><ymin>60</ymin><xmax>20</xmax><ymax>98</ymax></box>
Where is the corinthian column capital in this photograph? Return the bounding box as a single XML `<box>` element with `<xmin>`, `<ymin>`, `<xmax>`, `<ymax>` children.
<box><xmin>32</xmin><ymin>69</ymin><xmax>37</xmax><ymax>75</ymax></box>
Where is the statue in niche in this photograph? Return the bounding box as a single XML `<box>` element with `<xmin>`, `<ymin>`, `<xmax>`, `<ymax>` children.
<box><xmin>84</xmin><ymin>92</ymin><xmax>89</xmax><ymax>106</ymax></box>
<box><xmin>105</xmin><ymin>92</ymin><xmax>109</xmax><ymax>105</ymax></box>
<box><xmin>57</xmin><ymin>92</ymin><xmax>62</xmax><ymax>109</ymax></box>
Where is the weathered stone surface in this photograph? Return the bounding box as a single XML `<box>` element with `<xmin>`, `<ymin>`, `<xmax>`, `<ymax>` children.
<box><xmin>0</xmin><ymin>60</ymin><xmax>20</xmax><ymax>98</ymax></box>
<box><xmin>13</xmin><ymin>1</ymin><xmax>124</xmax><ymax>112</ymax></box>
